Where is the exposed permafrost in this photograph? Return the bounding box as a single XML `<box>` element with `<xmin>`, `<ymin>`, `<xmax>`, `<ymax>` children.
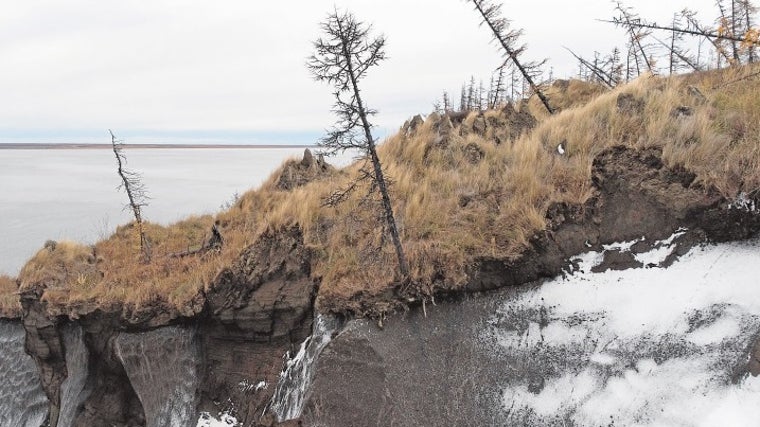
<box><xmin>58</xmin><ymin>325</ymin><xmax>90</xmax><ymax>427</ymax></box>
<box><xmin>115</xmin><ymin>325</ymin><xmax>201</xmax><ymax>427</ymax></box>
<box><xmin>730</xmin><ymin>191</ymin><xmax>758</xmax><ymax>212</ymax></box>
<box><xmin>196</xmin><ymin>411</ymin><xmax>238</xmax><ymax>427</ymax></box>
<box><xmin>494</xmin><ymin>236</ymin><xmax>760</xmax><ymax>426</ymax></box>
<box><xmin>0</xmin><ymin>321</ymin><xmax>48</xmax><ymax>427</ymax></box>
<box><xmin>268</xmin><ymin>315</ymin><xmax>341</xmax><ymax>421</ymax></box>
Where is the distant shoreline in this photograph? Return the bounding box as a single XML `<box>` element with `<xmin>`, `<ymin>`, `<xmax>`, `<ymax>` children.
<box><xmin>0</xmin><ymin>143</ymin><xmax>317</xmax><ymax>150</ymax></box>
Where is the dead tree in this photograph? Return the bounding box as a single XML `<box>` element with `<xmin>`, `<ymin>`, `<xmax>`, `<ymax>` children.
<box><xmin>169</xmin><ymin>221</ymin><xmax>223</xmax><ymax>258</ymax></box>
<box><xmin>566</xmin><ymin>48</ymin><xmax>616</xmax><ymax>88</ymax></box>
<box><xmin>109</xmin><ymin>130</ymin><xmax>151</xmax><ymax>262</ymax></box>
<box><xmin>308</xmin><ymin>9</ymin><xmax>410</xmax><ymax>279</ymax></box>
<box><xmin>741</xmin><ymin>0</ymin><xmax>757</xmax><ymax>62</ymax></box>
<box><xmin>459</xmin><ymin>83</ymin><xmax>467</xmax><ymax>111</ymax></box>
<box><xmin>605</xmin><ymin>4</ymin><xmax>760</xmax><ymax>68</ymax></box>
<box><xmin>466</xmin><ymin>0</ymin><xmax>554</xmax><ymax>114</ymax></box>
<box><xmin>613</xmin><ymin>2</ymin><xmax>655</xmax><ymax>73</ymax></box>
<box><xmin>490</xmin><ymin>64</ymin><xmax>507</xmax><ymax>108</ymax></box>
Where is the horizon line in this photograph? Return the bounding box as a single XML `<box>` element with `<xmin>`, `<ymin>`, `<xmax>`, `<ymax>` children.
<box><xmin>0</xmin><ymin>142</ymin><xmax>319</xmax><ymax>150</ymax></box>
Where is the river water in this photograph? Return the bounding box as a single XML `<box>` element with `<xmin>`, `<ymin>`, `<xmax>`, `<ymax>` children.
<box><xmin>0</xmin><ymin>147</ymin><xmax>354</xmax><ymax>275</ymax></box>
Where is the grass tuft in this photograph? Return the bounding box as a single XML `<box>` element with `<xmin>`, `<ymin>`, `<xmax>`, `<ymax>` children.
<box><xmin>11</xmin><ymin>66</ymin><xmax>760</xmax><ymax>317</ymax></box>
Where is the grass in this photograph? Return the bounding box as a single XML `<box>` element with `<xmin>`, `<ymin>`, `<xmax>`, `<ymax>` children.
<box><xmin>13</xmin><ymin>65</ymin><xmax>760</xmax><ymax>317</ymax></box>
<box><xmin>0</xmin><ymin>275</ymin><xmax>20</xmax><ymax>318</ymax></box>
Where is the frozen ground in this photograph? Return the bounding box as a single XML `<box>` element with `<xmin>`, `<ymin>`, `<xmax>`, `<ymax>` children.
<box><xmin>492</xmin><ymin>234</ymin><xmax>760</xmax><ymax>426</ymax></box>
<box><xmin>196</xmin><ymin>412</ymin><xmax>238</xmax><ymax>427</ymax></box>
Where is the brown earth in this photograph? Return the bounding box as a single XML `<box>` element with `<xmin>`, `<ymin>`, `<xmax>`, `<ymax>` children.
<box><xmin>14</xmin><ymin>144</ymin><xmax>760</xmax><ymax>426</ymax></box>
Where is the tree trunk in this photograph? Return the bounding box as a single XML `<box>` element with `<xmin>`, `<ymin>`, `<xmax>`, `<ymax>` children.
<box><xmin>336</xmin><ymin>19</ymin><xmax>410</xmax><ymax>279</ymax></box>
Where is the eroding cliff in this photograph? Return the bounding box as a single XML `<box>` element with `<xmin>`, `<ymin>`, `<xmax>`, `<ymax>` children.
<box><xmin>0</xmin><ymin>321</ymin><xmax>48</xmax><ymax>427</ymax></box>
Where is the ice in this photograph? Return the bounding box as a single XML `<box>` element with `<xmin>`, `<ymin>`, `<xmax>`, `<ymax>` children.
<box><xmin>495</xmin><ymin>236</ymin><xmax>760</xmax><ymax>426</ymax></box>
<box><xmin>196</xmin><ymin>412</ymin><xmax>238</xmax><ymax>427</ymax></box>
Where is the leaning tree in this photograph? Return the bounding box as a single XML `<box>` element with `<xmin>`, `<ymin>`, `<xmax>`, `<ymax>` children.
<box><xmin>466</xmin><ymin>0</ymin><xmax>555</xmax><ymax>114</ymax></box>
<box><xmin>110</xmin><ymin>130</ymin><xmax>151</xmax><ymax>262</ymax></box>
<box><xmin>308</xmin><ymin>9</ymin><xmax>410</xmax><ymax>278</ymax></box>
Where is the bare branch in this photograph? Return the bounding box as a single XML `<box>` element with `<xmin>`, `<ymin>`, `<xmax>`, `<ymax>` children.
<box><xmin>109</xmin><ymin>130</ymin><xmax>151</xmax><ymax>262</ymax></box>
<box><xmin>465</xmin><ymin>0</ymin><xmax>555</xmax><ymax>114</ymax></box>
<box><xmin>309</xmin><ymin>9</ymin><xmax>410</xmax><ymax>279</ymax></box>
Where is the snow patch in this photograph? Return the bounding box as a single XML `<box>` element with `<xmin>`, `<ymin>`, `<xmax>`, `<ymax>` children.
<box><xmin>493</xmin><ymin>237</ymin><xmax>760</xmax><ymax>426</ymax></box>
<box><xmin>238</xmin><ymin>379</ymin><xmax>267</xmax><ymax>393</ymax></box>
<box><xmin>196</xmin><ymin>412</ymin><xmax>238</xmax><ymax>427</ymax></box>
<box><xmin>730</xmin><ymin>192</ymin><xmax>757</xmax><ymax>212</ymax></box>
<box><xmin>268</xmin><ymin>315</ymin><xmax>340</xmax><ymax>421</ymax></box>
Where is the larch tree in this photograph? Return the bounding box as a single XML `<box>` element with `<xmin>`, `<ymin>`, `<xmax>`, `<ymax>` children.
<box><xmin>308</xmin><ymin>9</ymin><xmax>410</xmax><ymax>279</ymax></box>
<box><xmin>109</xmin><ymin>130</ymin><xmax>151</xmax><ymax>262</ymax></box>
<box><xmin>466</xmin><ymin>0</ymin><xmax>555</xmax><ymax>114</ymax></box>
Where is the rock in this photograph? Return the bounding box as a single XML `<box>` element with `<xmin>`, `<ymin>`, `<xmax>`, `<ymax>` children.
<box><xmin>200</xmin><ymin>225</ymin><xmax>316</xmax><ymax>424</ymax></box>
<box><xmin>275</xmin><ymin>150</ymin><xmax>335</xmax><ymax>191</ymax></box>
<box><xmin>402</xmin><ymin>114</ymin><xmax>424</xmax><ymax>138</ymax></box>
<box><xmin>300</xmin><ymin>148</ymin><xmax>314</xmax><ymax>168</ymax></box>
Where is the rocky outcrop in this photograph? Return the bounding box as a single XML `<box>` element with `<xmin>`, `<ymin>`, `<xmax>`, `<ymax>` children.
<box><xmin>275</xmin><ymin>149</ymin><xmax>335</xmax><ymax>191</ymax></box>
<box><xmin>300</xmin><ymin>144</ymin><xmax>760</xmax><ymax>425</ymax></box>
<box><xmin>200</xmin><ymin>224</ymin><xmax>317</xmax><ymax>425</ymax></box>
<box><xmin>15</xmin><ymin>225</ymin><xmax>317</xmax><ymax>426</ymax></box>
<box><xmin>303</xmin><ymin>242</ymin><xmax>760</xmax><ymax>426</ymax></box>
<box><xmin>9</xmin><ymin>145</ymin><xmax>760</xmax><ymax>426</ymax></box>
<box><xmin>464</xmin><ymin>145</ymin><xmax>759</xmax><ymax>294</ymax></box>
<box><xmin>19</xmin><ymin>288</ymin><xmax>68</xmax><ymax>427</ymax></box>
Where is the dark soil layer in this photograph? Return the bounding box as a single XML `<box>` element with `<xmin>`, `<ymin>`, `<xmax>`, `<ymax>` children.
<box><xmin>13</xmin><ymin>146</ymin><xmax>760</xmax><ymax>426</ymax></box>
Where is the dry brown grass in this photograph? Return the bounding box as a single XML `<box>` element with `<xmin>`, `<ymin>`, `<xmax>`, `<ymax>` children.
<box><xmin>0</xmin><ymin>275</ymin><xmax>21</xmax><ymax>318</ymax></box>
<box><xmin>16</xmin><ymin>66</ymin><xmax>760</xmax><ymax>316</ymax></box>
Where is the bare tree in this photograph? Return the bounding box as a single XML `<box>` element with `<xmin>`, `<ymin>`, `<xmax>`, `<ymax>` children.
<box><xmin>741</xmin><ymin>0</ymin><xmax>757</xmax><ymax>62</ymax></box>
<box><xmin>466</xmin><ymin>0</ymin><xmax>555</xmax><ymax>114</ymax></box>
<box><xmin>109</xmin><ymin>130</ymin><xmax>151</xmax><ymax>262</ymax></box>
<box><xmin>490</xmin><ymin>64</ymin><xmax>507</xmax><ymax>108</ymax></box>
<box><xmin>566</xmin><ymin>48</ymin><xmax>616</xmax><ymax>88</ymax></box>
<box><xmin>308</xmin><ymin>9</ymin><xmax>410</xmax><ymax>278</ymax></box>
<box><xmin>613</xmin><ymin>2</ymin><xmax>656</xmax><ymax>74</ymax></box>
<box><xmin>459</xmin><ymin>83</ymin><xmax>467</xmax><ymax>111</ymax></box>
<box><xmin>604</xmin><ymin>4</ymin><xmax>760</xmax><ymax>68</ymax></box>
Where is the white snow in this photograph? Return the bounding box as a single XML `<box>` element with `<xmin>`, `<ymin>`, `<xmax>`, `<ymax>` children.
<box><xmin>268</xmin><ymin>315</ymin><xmax>339</xmax><ymax>422</ymax></box>
<box><xmin>196</xmin><ymin>412</ymin><xmax>238</xmax><ymax>427</ymax></box>
<box><xmin>730</xmin><ymin>192</ymin><xmax>757</xmax><ymax>212</ymax></box>
<box><xmin>495</xmin><ymin>235</ymin><xmax>760</xmax><ymax>426</ymax></box>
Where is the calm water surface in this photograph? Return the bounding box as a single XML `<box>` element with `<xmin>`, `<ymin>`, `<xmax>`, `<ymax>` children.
<box><xmin>0</xmin><ymin>147</ymin><xmax>353</xmax><ymax>275</ymax></box>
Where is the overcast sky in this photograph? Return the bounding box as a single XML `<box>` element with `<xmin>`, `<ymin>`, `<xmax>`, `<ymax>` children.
<box><xmin>0</xmin><ymin>0</ymin><xmax>719</xmax><ymax>144</ymax></box>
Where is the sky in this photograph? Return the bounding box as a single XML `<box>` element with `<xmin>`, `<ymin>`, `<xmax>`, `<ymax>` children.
<box><xmin>0</xmin><ymin>0</ymin><xmax>720</xmax><ymax>145</ymax></box>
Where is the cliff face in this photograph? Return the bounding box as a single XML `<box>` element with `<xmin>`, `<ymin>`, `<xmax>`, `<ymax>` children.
<box><xmin>11</xmin><ymin>225</ymin><xmax>316</xmax><ymax>427</ymax></box>
<box><xmin>5</xmin><ymin>70</ymin><xmax>760</xmax><ymax>425</ymax></box>
<box><xmin>5</xmin><ymin>145</ymin><xmax>758</xmax><ymax>427</ymax></box>
<box><xmin>200</xmin><ymin>225</ymin><xmax>316</xmax><ymax>425</ymax></box>
<box><xmin>301</xmin><ymin>147</ymin><xmax>760</xmax><ymax>426</ymax></box>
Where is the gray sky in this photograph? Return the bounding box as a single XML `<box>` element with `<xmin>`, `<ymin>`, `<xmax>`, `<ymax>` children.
<box><xmin>0</xmin><ymin>0</ymin><xmax>718</xmax><ymax>144</ymax></box>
